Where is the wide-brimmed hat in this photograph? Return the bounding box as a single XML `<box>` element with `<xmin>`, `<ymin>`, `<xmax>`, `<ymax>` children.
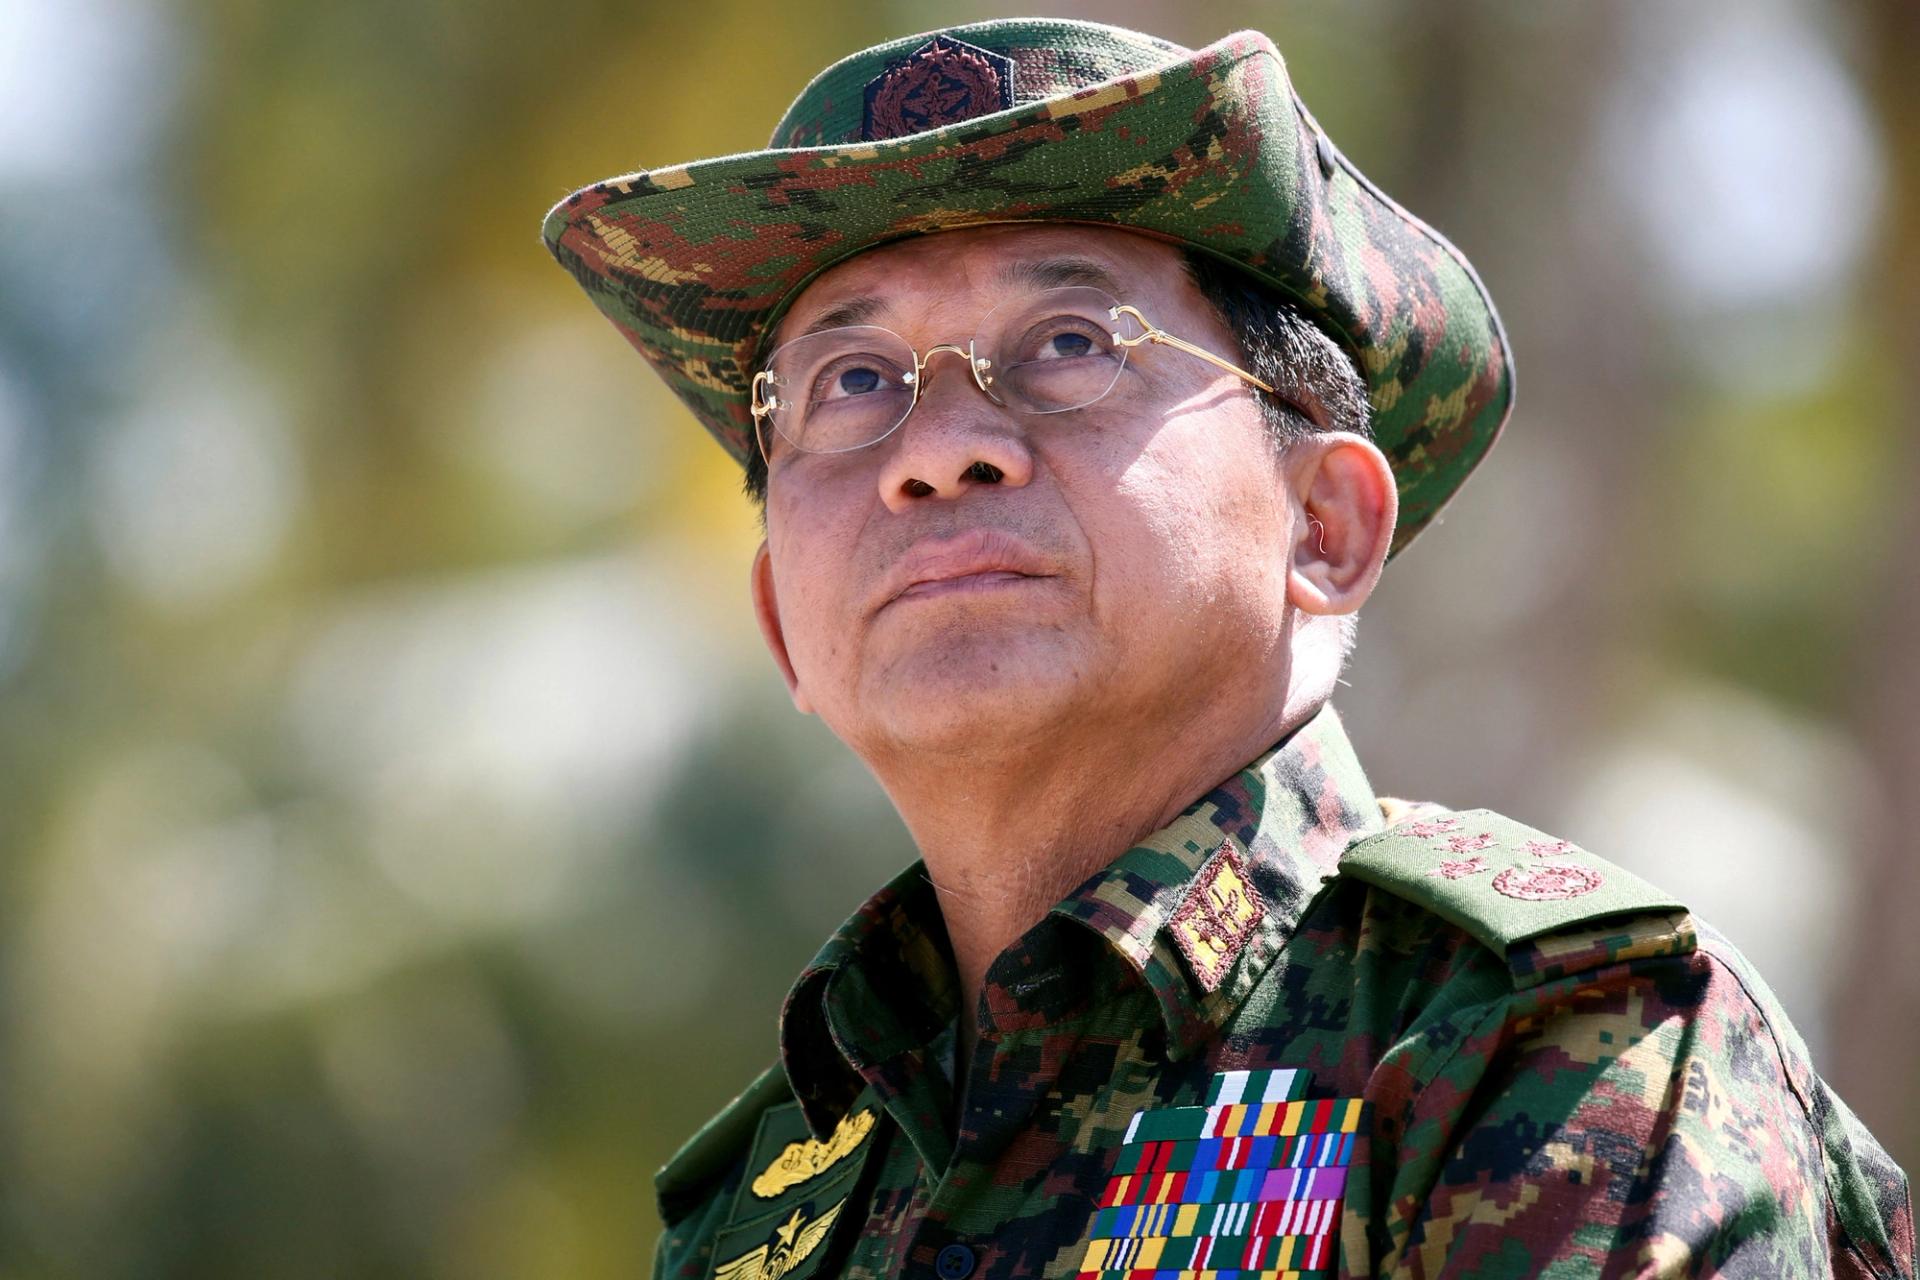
<box><xmin>541</xmin><ymin>18</ymin><xmax>1512</xmax><ymax>558</ymax></box>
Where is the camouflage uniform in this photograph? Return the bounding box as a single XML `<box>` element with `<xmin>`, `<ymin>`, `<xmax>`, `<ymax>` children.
<box><xmin>650</xmin><ymin>705</ymin><xmax>1913</xmax><ymax>1280</ymax></box>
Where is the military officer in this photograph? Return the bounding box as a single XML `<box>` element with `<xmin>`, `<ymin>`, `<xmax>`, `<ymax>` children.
<box><xmin>542</xmin><ymin>19</ymin><xmax>1915</xmax><ymax>1279</ymax></box>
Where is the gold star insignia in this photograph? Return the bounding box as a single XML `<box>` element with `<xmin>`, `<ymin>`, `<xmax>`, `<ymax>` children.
<box><xmin>712</xmin><ymin>1200</ymin><xmax>844</xmax><ymax>1280</ymax></box>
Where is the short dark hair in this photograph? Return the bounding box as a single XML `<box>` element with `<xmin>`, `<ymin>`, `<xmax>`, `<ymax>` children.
<box><xmin>740</xmin><ymin>247</ymin><xmax>1371</xmax><ymax>506</ymax></box>
<box><xmin>1177</xmin><ymin>248</ymin><xmax>1372</xmax><ymax>450</ymax></box>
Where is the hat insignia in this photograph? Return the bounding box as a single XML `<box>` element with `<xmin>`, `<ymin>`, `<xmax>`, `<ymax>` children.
<box><xmin>861</xmin><ymin>35</ymin><xmax>1015</xmax><ymax>142</ymax></box>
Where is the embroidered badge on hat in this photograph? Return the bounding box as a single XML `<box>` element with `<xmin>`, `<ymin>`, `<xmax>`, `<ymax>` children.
<box><xmin>1080</xmin><ymin>1069</ymin><xmax>1363</xmax><ymax>1279</ymax></box>
<box><xmin>1169</xmin><ymin>842</ymin><xmax>1267</xmax><ymax>994</ymax></box>
<box><xmin>861</xmin><ymin>34</ymin><xmax>1016</xmax><ymax>142</ymax></box>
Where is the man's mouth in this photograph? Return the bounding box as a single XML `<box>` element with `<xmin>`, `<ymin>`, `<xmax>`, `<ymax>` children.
<box><xmin>895</xmin><ymin>569</ymin><xmax>1041</xmax><ymax>602</ymax></box>
<box><xmin>878</xmin><ymin>528</ymin><xmax>1057</xmax><ymax>611</ymax></box>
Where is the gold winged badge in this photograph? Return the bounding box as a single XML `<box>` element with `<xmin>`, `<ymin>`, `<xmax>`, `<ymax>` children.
<box><xmin>713</xmin><ymin>1203</ymin><xmax>843</xmax><ymax>1280</ymax></box>
<box><xmin>749</xmin><ymin>1108</ymin><xmax>874</xmax><ymax>1199</ymax></box>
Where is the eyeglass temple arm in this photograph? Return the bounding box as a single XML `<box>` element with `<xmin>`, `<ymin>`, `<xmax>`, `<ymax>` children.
<box><xmin>1109</xmin><ymin>304</ymin><xmax>1280</xmax><ymax>397</ymax></box>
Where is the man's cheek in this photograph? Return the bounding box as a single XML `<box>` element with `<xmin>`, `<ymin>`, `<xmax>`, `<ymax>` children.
<box><xmin>1094</xmin><ymin>492</ymin><xmax>1206</xmax><ymax>595</ymax></box>
<box><xmin>818</xmin><ymin>577</ymin><xmax>875</xmax><ymax>669</ymax></box>
<box><xmin>786</xmin><ymin>596</ymin><xmax>837</xmax><ymax>679</ymax></box>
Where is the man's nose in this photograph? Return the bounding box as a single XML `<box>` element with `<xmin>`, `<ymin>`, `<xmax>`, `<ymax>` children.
<box><xmin>876</xmin><ymin>357</ymin><xmax>1034</xmax><ymax>511</ymax></box>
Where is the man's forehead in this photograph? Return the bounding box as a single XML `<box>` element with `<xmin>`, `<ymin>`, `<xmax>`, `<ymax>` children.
<box><xmin>773</xmin><ymin>224</ymin><xmax>1186</xmax><ymax>343</ymax></box>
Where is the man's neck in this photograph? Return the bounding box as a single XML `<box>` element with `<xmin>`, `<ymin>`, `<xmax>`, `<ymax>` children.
<box><xmin>878</xmin><ymin>694</ymin><xmax>1315</xmax><ymax>1069</ymax></box>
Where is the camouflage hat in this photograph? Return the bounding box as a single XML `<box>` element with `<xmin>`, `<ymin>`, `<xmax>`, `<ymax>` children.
<box><xmin>541</xmin><ymin>18</ymin><xmax>1514</xmax><ymax>558</ymax></box>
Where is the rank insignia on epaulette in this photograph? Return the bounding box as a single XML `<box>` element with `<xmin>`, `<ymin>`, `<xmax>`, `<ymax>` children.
<box><xmin>1079</xmin><ymin>1070</ymin><xmax>1363</xmax><ymax>1280</ymax></box>
<box><xmin>1169</xmin><ymin>843</ymin><xmax>1267</xmax><ymax>994</ymax></box>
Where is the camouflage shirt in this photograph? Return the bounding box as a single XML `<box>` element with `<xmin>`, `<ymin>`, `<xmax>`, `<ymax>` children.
<box><xmin>652</xmin><ymin>704</ymin><xmax>1914</xmax><ymax>1279</ymax></box>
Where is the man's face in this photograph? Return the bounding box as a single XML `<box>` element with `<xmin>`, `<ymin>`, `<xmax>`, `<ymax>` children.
<box><xmin>750</xmin><ymin>224</ymin><xmax>1310</xmax><ymax>765</ymax></box>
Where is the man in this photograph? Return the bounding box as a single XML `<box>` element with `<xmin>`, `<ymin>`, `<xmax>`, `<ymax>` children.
<box><xmin>543</xmin><ymin>19</ymin><xmax>1913</xmax><ymax>1279</ymax></box>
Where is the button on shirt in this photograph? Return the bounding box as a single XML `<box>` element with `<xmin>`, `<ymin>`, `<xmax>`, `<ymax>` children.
<box><xmin>654</xmin><ymin>704</ymin><xmax>1915</xmax><ymax>1279</ymax></box>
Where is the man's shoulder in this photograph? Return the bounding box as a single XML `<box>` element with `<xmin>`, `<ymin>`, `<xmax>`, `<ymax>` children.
<box><xmin>1338</xmin><ymin>799</ymin><xmax>1696</xmax><ymax>989</ymax></box>
<box><xmin>1340</xmin><ymin>802</ymin><xmax>1915</xmax><ymax>1273</ymax></box>
<box><xmin>1681</xmin><ymin>920</ymin><xmax>1918</xmax><ymax>1275</ymax></box>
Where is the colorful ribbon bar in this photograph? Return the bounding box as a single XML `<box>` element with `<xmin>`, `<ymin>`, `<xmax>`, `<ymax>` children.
<box><xmin>1078</xmin><ymin>1271</ymin><xmax>1316</xmax><ymax>1280</ymax></box>
<box><xmin>1204</xmin><ymin>1068</ymin><xmax>1308</xmax><ymax>1106</ymax></box>
<box><xmin>1093</xmin><ymin>1183</ymin><xmax>1346</xmax><ymax>1240</ymax></box>
<box><xmin>1080</xmin><ymin>1216</ymin><xmax>1339</xmax><ymax>1272</ymax></box>
<box><xmin>1126</xmin><ymin>1097</ymin><xmax>1365</xmax><ymax>1144</ymax></box>
<box><xmin>1098</xmin><ymin>1165</ymin><xmax>1347</xmax><ymax>1217</ymax></box>
<box><xmin>1081</xmin><ymin>1070</ymin><xmax>1361</xmax><ymax>1280</ymax></box>
<box><xmin>1109</xmin><ymin>1130</ymin><xmax>1357</xmax><ymax>1179</ymax></box>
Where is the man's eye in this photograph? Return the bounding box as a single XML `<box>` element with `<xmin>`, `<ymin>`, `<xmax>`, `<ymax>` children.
<box><xmin>812</xmin><ymin>361</ymin><xmax>893</xmax><ymax>400</ymax></box>
<box><xmin>1018</xmin><ymin>321</ymin><xmax>1111</xmax><ymax>362</ymax></box>
<box><xmin>838</xmin><ymin>367</ymin><xmax>882</xmax><ymax>395</ymax></box>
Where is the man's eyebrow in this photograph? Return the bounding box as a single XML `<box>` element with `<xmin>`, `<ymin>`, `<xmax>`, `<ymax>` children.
<box><xmin>790</xmin><ymin>296</ymin><xmax>889</xmax><ymax>340</ymax></box>
<box><xmin>780</xmin><ymin>256</ymin><xmax>1121</xmax><ymax>344</ymax></box>
<box><xmin>995</xmin><ymin>256</ymin><xmax>1126</xmax><ymax>294</ymax></box>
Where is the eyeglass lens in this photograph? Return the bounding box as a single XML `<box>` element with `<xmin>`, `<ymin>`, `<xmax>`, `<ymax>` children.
<box><xmin>757</xmin><ymin>286</ymin><xmax>1146</xmax><ymax>457</ymax></box>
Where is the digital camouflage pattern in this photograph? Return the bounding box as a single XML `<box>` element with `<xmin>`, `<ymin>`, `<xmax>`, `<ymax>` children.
<box><xmin>541</xmin><ymin>20</ymin><xmax>1514</xmax><ymax>559</ymax></box>
<box><xmin>651</xmin><ymin>705</ymin><xmax>1914</xmax><ymax>1279</ymax></box>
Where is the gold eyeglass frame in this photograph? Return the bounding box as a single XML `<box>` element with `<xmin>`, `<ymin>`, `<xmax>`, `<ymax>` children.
<box><xmin>748</xmin><ymin>299</ymin><xmax>1296</xmax><ymax>469</ymax></box>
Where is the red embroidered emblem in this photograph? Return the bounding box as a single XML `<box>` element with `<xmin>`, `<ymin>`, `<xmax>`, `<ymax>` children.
<box><xmin>1168</xmin><ymin>843</ymin><xmax>1267</xmax><ymax>994</ymax></box>
<box><xmin>861</xmin><ymin>36</ymin><xmax>1015</xmax><ymax>141</ymax></box>
<box><xmin>1444</xmin><ymin>831</ymin><xmax>1497</xmax><ymax>853</ymax></box>
<box><xmin>1522</xmin><ymin>838</ymin><xmax>1576</xmax><ymax>858</ymax></box>
<box><xmin>1402</xmin><ymin>817</ymin><xmax>1462</xmax><ymax>838</ymax></box>
<box><xmin>1429</xmin><ymin>856</ymin><xmax>1490</xmax><ymax>880</ymax></box>
<box><xmin>1493</xmin><ymin>862</ymin><xmax>1604</xmax><ymax>901</ymax></box>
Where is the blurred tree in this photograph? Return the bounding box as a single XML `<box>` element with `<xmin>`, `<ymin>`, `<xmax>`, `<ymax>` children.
<box><xmin>1832</xmin><ymin>0</ymin><xmax>1920</xmax><ymax>1172</ymax></box>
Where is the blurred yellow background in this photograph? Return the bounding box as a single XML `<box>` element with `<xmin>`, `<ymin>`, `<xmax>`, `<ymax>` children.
<box><xmin>2</xmin><ymin>0</ymin><xmax>1915</xmax><ymax>1274</ymax></box>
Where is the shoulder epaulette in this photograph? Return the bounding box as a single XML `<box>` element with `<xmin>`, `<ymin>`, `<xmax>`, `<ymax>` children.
<box><xmin>1339</xmin><ymin>806</ymin><xmax>1696</xmax><ymax>988</ymax></box>
<box><xmin>655</xmin><ymin>1061</ymin><xmax>794</xmax><ymax>1221</ymax></box>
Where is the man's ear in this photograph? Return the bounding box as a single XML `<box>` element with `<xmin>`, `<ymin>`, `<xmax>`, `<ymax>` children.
<box><xmin>750</xmin><ymin>541</ymin><xmax>814</xmax><ymax>714</ymax></box>
<box><xmin>1284</xmin><ymin>432</ymin><xmax>1398</xmax><ymax>617</ymax></box>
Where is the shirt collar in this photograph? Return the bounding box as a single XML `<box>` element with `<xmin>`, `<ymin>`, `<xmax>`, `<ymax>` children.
<box><xmin>778</xmin><ymin>701</ymin><xmax>1384</xmax><ymax>1136</ymax></box>
<box><xmin>1045</xmin><ymin>700</ymin><xmax>1384</xmax><ymax>1053</ymax></box>
<box><xmin>779</xmin><ymin>860</ymin><xmax>959</xmax><ymax>1135</ymax></box>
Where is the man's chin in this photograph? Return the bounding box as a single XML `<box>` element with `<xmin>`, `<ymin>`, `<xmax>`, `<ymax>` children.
<box><xmin>855</xmin><ymin>637</ymin><xmax>1091</xmax><ymax>751</ymax></box>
